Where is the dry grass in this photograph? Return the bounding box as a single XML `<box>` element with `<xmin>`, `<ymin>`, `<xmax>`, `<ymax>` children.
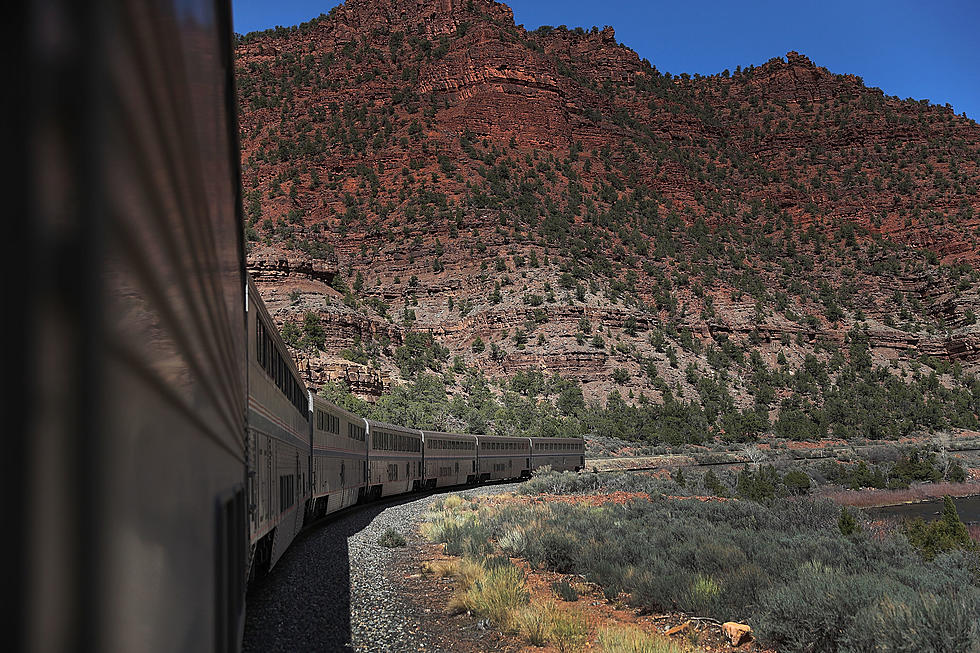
<box><xmin>598</xmin><ymin>625</ymin><xmax>693</xmax><ymax>653</ymax></box>
<box><xmin>420</xmin><ymin>495</ymin><xmax>727</xmax><ymax>652</ymax></box>
<box><xmin>420</xmin><ymin>558</ymin><xmax>480</xmax><ymax>580</ymax></box>
<box><xmin>512</xmin><ymin>603</ymin><xmax>553</xmax><ymax>646</ymax></box>
<box><xmin>424</xmin><ymin>543</ymin><xmax>590</xmax><ymax>650</ymax></box>
<box><xmin>549</xmin><ymin>605</ymin><xmax>590</xmax><ymax>652</ymax></box>
<box><xmin>448</xmin><ymin>562</ymin><xmax>530</xmax><ymax>628</ymax></box>
<box><xmin>510</xmin><ymin>601</ymin><xmax>589</xmax><ymax>651</ymax></box>
<box><xmin>440</xmin><ymin>493</ymin><xmax>466</xmax><ymax>510</ymax></box>
<box><xmin>815</xmin><ymin>482</ymin><xmax>980</xmax><ymax>508</ymax></box>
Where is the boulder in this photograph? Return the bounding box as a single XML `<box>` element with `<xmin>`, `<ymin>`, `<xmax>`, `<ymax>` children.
<box><xmin>721</xmin><ymin>622</ymin><xmax>752</xmax><ymax>646</ymax></box>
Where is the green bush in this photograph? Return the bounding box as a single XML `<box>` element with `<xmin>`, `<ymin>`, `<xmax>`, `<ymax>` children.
<box><xmin>551</xmin><ymin>579</ymin><xmax>579</xmax><ymax>602</ymax></box>
<box><xmin>783</xmin><ymin>469</ymin><xmax>811</xmax><ymax>494</ymax></box>
<box><xmin>702</xmin><ymin>469</ymin><xmax>730</xmax><ymax>497</ymax></box>
<box><xmin>755</xmin><ymin>562</ymin><xmax>885</xmax><ymax>652</ymax></box>
<box><xmin>863</xmin><ymin>595</ymin><xmax>978</xmax><ymax>653</ymax></box>
<box><xmin>903</xmin><ymin>495</ymin><xmax>976</xmax><ymax>560</ymax></box>
<box><xmin>838</xmin><ymin>506</ymin><xmax>861</xmax><ymax>536</ymax></box>
<box><xmin>378</xmin><ymin>527</ymin><xmax>406</xmax><ymax>548</ymax></box>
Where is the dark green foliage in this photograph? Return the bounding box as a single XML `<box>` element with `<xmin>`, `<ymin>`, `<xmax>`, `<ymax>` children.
<box><xmin>783</xmin><ymin>469</ymin><xmax>811</xmax><ymax>495</ymax></box>
<box><xmin>551</xmin><ymin>579</ymin><xmax>579</xmax><ymax>602</ymax></box>
<box><xmin>672</xmin><ymin>467</ymin><xmax>686</xmax><ymax>487</ymax></box>
<box><xmin>378</xmin><ymin>527</ymin><xmax>407</xmax><ymax>548</ymax></box>
<box><xmin>838</xmin><ymin>506</ymin><xmax>861</xmax><ymax>537</ymax></box>
<box><xmin>820</xmin><ymin>448</ymin><xmax>957</xmax><ymax>490</ymax></box>
<box><xmin>903</xmin><ymin>496</ymin><xmax>977</xmax><ymax>560</ymax></box>
<box><xmin>702</xmin><ymin>469</ymin><xmax>729</xmax><ymax>497</ymax></box>
<box><xmin>736</xmin><ymin>466</ymin><xmax>814</xmax><ymax>501</ymax></box>
<box><xmin>280</xmin><ymin>312</ymin><xmax>327</xmax><ymax>352</ymax></box>
<box><xmin>395</xmin><ymin>331</ymin><xmax>449</xmax><ymax>376</ymax></box>
<box><xmin>736</xmin><ymin>465</ymin><xmax>781</xmax><ymax>501</ymax></box>
<box><xmin>301</xmin><ymin>311</ymin><xmax>326</xmax><ymax>351</ymax></box>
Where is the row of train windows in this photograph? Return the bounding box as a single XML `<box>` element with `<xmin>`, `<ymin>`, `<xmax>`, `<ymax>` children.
<box><xmin>372</xmin><ymin>430</ymin><xmax>421</xmax><ymax>452</ymax></box>
<box><xmin>348</xmin><ymin>423</ymin><xmax>366</xmax><ymax>441</ymax></box>
<box><xmin>482</xmin><ymin>441</ymin><xmax>527</xmax><ymax>452</ymax></box>
<box><xmin>256</xmin><ymin>317</ymin><xmax>308</xmax><ymax>415</ymax></box>
<box><xmin>316</xmin><ymin>409</ymin><xmax>340</xmax><ymax>435</ymax></box>
<box><xmin>538</xmin><ymin>441</ymin><xmax>583</xmax><ymax>452</ymax></box>
<box><xmin>429</xmin><ymin>439</ymin><xmax>474</xmax><ymax>450</ymax></box>
<box><xmin>279</xmin><ymin>474</ymin><xmax>295</xmax><ymax>512</ymax></box>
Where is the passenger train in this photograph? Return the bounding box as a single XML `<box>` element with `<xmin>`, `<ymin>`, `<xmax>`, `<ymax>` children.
<box><xmin>247</xmin><ymin>273</ymin><xmax>585</xmax><ymax>578</ymax></box>
<box><xmin>14</xmin><ymin>1</ymin><xmax>584</xmax><ymax>651</ymax></box>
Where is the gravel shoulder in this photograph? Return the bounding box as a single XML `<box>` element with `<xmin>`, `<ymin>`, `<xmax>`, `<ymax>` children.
<box><xmin>243</xmin><ymin>482</ymin><xmax>523</xmax><ymax>652</ymax></box>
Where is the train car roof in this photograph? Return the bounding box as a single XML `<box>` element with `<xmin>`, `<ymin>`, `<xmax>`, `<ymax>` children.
<box><xmin>528</xmin><ymin>436</ymin><xmax>585</xmax><ymax>442</ymax></box>
<box><xmin>475</xmin><ymin>434</ymin><xmax>530</xmax><ymax>442</ymax></box>
<box><xmin>421</xmin><ymin>430</ymin><xmax>478</xmax><ymax>440</ymax></box>
<box><xmin>365</xmin><ymin>417</ymin><xmax>423</xmax><ymax>435</ymax></box>
<box><xmin>309</xmin><ymin>391</ymin><xmax>366</xmax><ymax>422</ymax></box>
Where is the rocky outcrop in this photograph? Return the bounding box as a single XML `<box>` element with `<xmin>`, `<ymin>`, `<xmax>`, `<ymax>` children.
<box><xmin>234</xmin><ymin>0</ymin><xmax>980</xmax><ymax>408</ymax></box>
<box><xmin>248</xmin><ymin>247</ymin><xmax>337</xmax><ymax>284</ymax></box>
<box><xmin>300</xmin><ymin>357</ymin><xmax>390</xmax><ymax>398</ymax></box>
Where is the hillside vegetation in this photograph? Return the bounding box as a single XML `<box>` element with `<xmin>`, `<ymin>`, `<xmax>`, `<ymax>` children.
<box><xmin>236</xmin><ymin>0</ymin><xmax>980</xmax><ymax>443</ymax></box>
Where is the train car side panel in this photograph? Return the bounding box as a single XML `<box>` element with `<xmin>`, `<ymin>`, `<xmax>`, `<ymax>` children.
<box><xmin>309</xmin><ymin>393</ymin><xmax>368</xmax><ymax>518</ymax></box>
<box><xmin>366</xmin><ymin>420</ymin><xmax>423</xmax><ymax>497</ymax></box>
<box><xmin>20</xmin><ymin>1</ymin><xmax>251</xmax><ymax>651</ymax></box>
<box><xmin>246</xmin><ymin>278</ymin><xmax>311</xmax><ymax>571</ymax></box>
<box><xmin>421</xmin><ymin>432</ymin><xmax>477</xmax><ymax>488</ymax></box>
<box><xmin>529</xmin><ymin>437</ymin><xmax>585</xmax><ymax>472</ymax></box>
<box><xmin>476</xmin><ymin>435</ymin><xmax>531</xmax><ymax>481</ymax></box>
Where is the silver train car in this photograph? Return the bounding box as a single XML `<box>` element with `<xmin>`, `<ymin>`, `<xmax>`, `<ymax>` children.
<box><xmin>421</xmin><ymin>431</ymin><xmax>479</xmax><ymax>488</ymax></box>
<box><xmin>530</xmin><ymin>437</ymin><xmax>586</xmax><ymax>473</ymax></box>
<box><xmin>17</xmin><ymin>0</ymin><xmax>250</xmax><ymax>651</ymax></box>
<box><xmin>15</xmin><ymin>0</ymin><xmax>587</xmax><ymax>649</ymax></box>
<box><xmin>366</xmin><ymin>418</ymin><xmax>424</xmax><ymax>497</ymax></box>
<box><xmin>246</xmin><ymin>278</ymin><xmax>311</xmax><ymax>574</ymax></box>
<box><xmin>308</xmin><ymin>392</ymin><xmax>368</xmax><ymax>520</ymax></box>
<box><xmin>476</xmin><ymin>435</ymin><xmax>533</xmax><ymax>481</ymax></box>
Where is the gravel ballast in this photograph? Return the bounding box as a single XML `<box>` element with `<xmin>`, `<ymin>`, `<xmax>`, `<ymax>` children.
<box><xmin>243</xmin><ymin>482</ymin><xmax>522</xmax><ymax>652</ymax></box>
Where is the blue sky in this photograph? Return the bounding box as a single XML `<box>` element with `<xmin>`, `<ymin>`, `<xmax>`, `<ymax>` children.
<box><xmin>232</xmin><ymin>0</ymin><xmax>980</xmax><ymax>120</ymax></box>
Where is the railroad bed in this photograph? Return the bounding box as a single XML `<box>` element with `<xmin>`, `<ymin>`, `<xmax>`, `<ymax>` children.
<box><xmin>243</xmin><ymin>482</ymin><xmax>523</xmax><ymax>651</ymax></box>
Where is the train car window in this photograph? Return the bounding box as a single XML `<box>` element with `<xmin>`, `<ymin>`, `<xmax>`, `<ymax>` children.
<box><xmin>279</xmin><ymin>475</ymin><xmax>295</xmax><ymax>512</ymax></box>
<box><xmin>256</xmin><ymin>316</ymin><xmax>309</xmax><ymax>416</ymax></box>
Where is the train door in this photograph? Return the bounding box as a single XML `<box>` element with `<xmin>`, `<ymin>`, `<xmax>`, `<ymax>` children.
<box><xmin>265</xmin><ymin>438</ymin><xmax>273</xmax><ymax>523</ymax></box>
